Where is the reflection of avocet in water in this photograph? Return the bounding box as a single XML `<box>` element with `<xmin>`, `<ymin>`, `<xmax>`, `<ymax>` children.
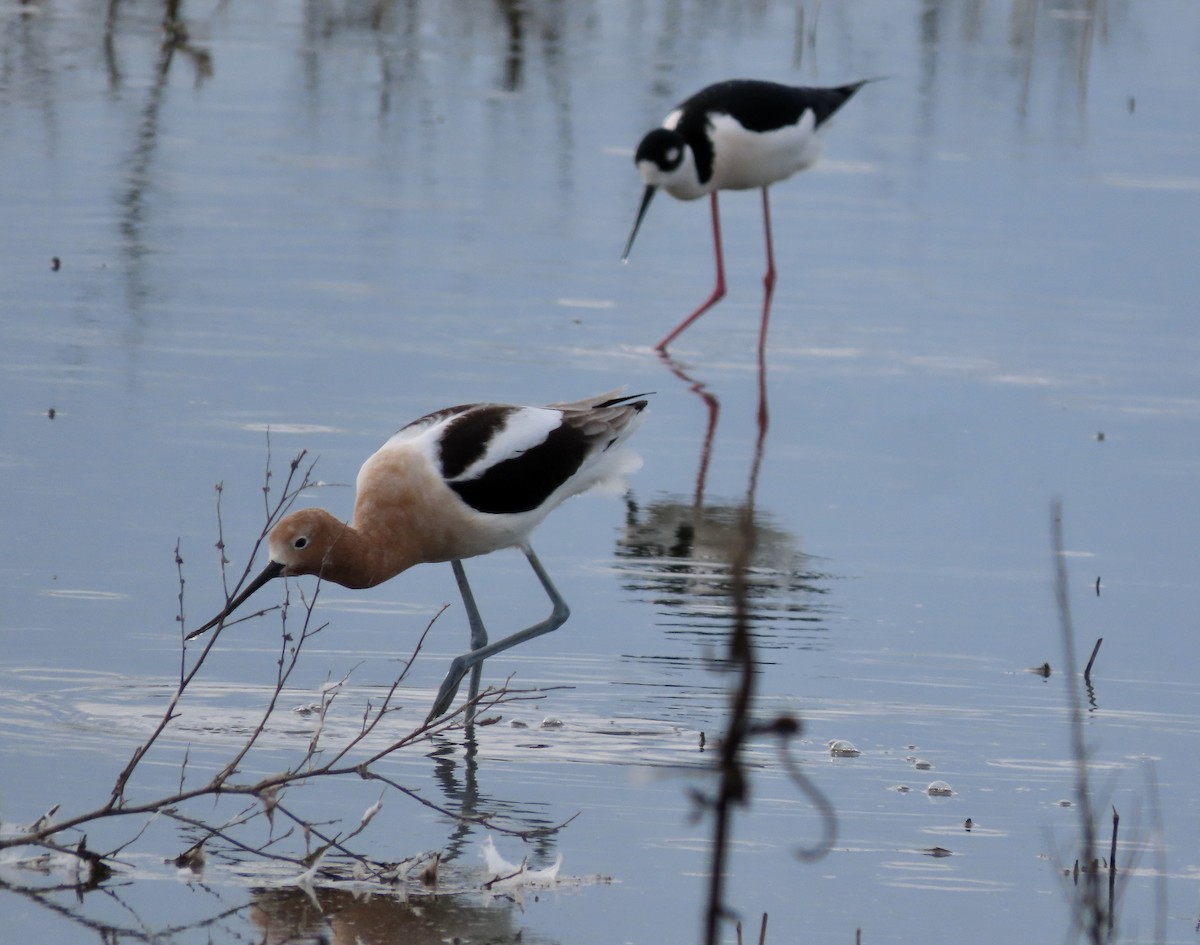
<box><xmin>614</xmin><ymin>495</ymin><xmax>834</xmax><ymax>655</ymax></box>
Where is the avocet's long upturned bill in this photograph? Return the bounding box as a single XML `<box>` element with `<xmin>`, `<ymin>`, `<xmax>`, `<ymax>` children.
<box><xmin>622</xmin><ymin>78</ymin><xmax>871</xmax><ymax>351</ymax></box>
<box><xmin>189</xmin><ymin>391</ymin><xmax>648</xmax><ymax>721</ymax></box>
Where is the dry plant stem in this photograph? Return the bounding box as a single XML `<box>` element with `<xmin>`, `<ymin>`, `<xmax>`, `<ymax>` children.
<box><xmin>1051</xmin><ymin>499</ymin><xmax>1105</xmax><ymax>943</ymax></box>
<box><xmin>0</xmin><ymin>617</ymin><xmax>536</xmax><ymax>858</ymax></box>
<box><xmin>1108</xmin><ymin>807</ymin><xmax>1119</xmax><ymax>936</ymax></box>
<box><xmin>163</xmin><ymin>808</ymin><xmax>302</xmax><ymax>867</ymax></box>
<box><xmin>269</xmin><ymin>796</ymin><xmax>379</xmax><ymax>867</ymax></box>
<box><xmin>4</xmin><ymin>584</ymin><xmax>325</xmax><ymax>851</ymax></box>
<box><xmin>1</xmin><ymin>445</ymin><xmax>558</xmax><ymax>874</ymax></box>
<box><xmin>107</xmin><ymin>451</ymin><xmax>318</xmax><ymax>808</ymax></box>
<box><xmin>222</xmin><ymin>444</ymin><xmax>314</xmax><ymax>610</ymax></box>
<box><xmin>6</xmin><ymin>452</ymin><xmax>431</xmax><ymax>854</ymax></box>
<box><xmin>321</xmin><ymin>606</ymin><xmax>449</xmax><ymax>770</ymax></box>
<box><xmin>1084</xmin><ymin>637</ymin><xmax>1103</xmax><ymax>682</ymax></box>
<box><xmin>213</xmin><ymin>599</ymin><xmax>327</xmax><ymax>787</ymax></box>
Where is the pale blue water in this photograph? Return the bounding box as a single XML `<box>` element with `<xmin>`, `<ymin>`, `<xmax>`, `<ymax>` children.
<box><xmin>2</xmin><ymin>1</ymin><xmax>1199</xmax><ymax>943</ymax></box>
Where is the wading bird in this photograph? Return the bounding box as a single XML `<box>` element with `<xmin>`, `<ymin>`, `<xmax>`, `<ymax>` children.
<box><xmin>622</xmin><ymin>78</ymin><xmax>871</xmax><ymax>352</ymax></box>
<box><xmin>189</xmin><ymin>391</ymin><xmax>648</xmax><ymax>721</ymax></box>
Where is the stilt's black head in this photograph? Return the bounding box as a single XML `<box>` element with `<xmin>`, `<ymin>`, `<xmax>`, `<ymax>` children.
<box><xmin>634</xmin><ymin>127</ymin><xmax>686</xmax><ymax>173</ymax></box>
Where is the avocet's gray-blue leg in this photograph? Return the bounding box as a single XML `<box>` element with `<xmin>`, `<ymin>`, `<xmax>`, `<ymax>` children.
<box><xmin>451</xmin><ymin>558</ymin><xmax>487</xmax><ymax>721</ymax></box>
<box><xmin>427</xmin><ymin>545</ymin><xmax>570</xmax><ymax>723</ymax></box>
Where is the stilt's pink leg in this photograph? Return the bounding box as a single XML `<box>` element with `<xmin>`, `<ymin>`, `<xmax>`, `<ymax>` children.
<box><xmin>756</xmin><ymin>187</ymin><xmax>777</xmax><ymax>358</ymax></box>
<box><xmin>655</xmin><ymin>192</ymin><xmax>727</xmax><ymax>352</ymax></box>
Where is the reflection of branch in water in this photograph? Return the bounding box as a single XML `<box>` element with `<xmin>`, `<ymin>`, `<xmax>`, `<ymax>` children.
<box><xmin>104</xmin><ymin>0</ymin><xmax>122</xmax><ymax>87</ymax></box>
<box><xmin>917</xmin><ymin>0</ymin><xmax>1105</xmax><ymax>142</ymax></box>
<box><xmin>495</xmin><ymin>0</ymin><xmax>524</xmax><ymax>91</ymax></box>
<box><xmin>0</xmin><ymin>875</ymin><xmax>250</xmax><ymax>945</ymax></box>
<box><xmin>110</xmin><ymin>0</ymin><xmax>213</xmax><ymax>311</ymax></box>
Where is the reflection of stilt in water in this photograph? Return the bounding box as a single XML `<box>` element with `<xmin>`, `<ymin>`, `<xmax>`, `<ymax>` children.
<box><xmin>616</xmin><ymin>495</ymin><xmax>831</xmax><ymax>652</ymax></box>
<box><xmin>657</xmin><ymin>341</ymin><xmax>770</xmax><ymax>513</ymax></box>
<box><xmin>658</xmin><ymin>351</ymin><xmax>720</xmax><ymax>507</ymax></box>
<box><xmin>639</xmin><ymin>339</ymin><xmax>815</xmax><ymax>650</ymax></box>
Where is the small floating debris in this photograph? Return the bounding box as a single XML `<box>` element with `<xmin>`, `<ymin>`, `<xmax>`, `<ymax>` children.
<box><xmin>172</xmin><ymin>839</ymin><xmax>206</xmax><ymax>873</ymax></box>
<box><xmin>481</xmin><ymin>835</ymin><xmax>562</xmax><ymax>887</ymax></box>
<box><xmin>419</xmin><ymin>851</ymin><xmax>440</xmax><ymax>887</ymax></box>
<box><xmin>1057</xmin><ymin>799</ymin><xmax>1073</xmax><ymax>808</ymax></box>
<box><xmin>1069</xmin><ymin>857</ymin><xmax>1111</xmax><ymax>878</ymax></box>
<box><xmin>510</xmin><ymin>719</ymin><xmax>529</xmax><ymax>728</ymax></box>
<box><xmin>540</xmin><ymin>717</ymin><xmax>565</xmax><ymax>729</ymax></box>
<box><xmin>925</xmin><ymin>781</ymin><xmax>954</xmax><ymax>797</ymax></box>
<box><xmin>828</xmin><ymin>739</ymin><xmax>860</xmax><ymax>758</ymax></box>
<box><xmin>891</xmin><ymin>784</ymin><xmax>912</xmax><ymax>794</ymax></box>
<box><xmin>922</xmin><ymin>846</ymin><xmax>953</xmax><ymax>858</ymax></box>
<box><xmin>292</xmin><ymin>702</ymin><xmax>321</xmax><ymax>716</ymax></box>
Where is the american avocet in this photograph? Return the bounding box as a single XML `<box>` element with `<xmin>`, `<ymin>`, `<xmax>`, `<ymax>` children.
<box><xmin>188</xmin><ymin>391</ymin><xmax>648</xmax><ymax>721</ymax></box>
<box><xmin>622</xmin><ymin>79</ymin><xmax>871</xmax><ymax>352</ymax></box>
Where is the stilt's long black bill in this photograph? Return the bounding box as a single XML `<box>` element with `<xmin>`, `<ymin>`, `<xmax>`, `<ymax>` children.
<box><xmin>621</xmin><ymin>185</ymin><xmax>658</xmax><ymax>262</ymax></box>
<box><xmin>187</xmin><ymin>560</ymin><xmax>285</xmax><ymax>640</ymax></box>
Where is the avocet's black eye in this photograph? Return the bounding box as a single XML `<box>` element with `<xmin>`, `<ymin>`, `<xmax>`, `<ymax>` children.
<box><xmin>293</xmin><ymin>536</ymin><xmax>309</xmax><ymax>550</ymax></box>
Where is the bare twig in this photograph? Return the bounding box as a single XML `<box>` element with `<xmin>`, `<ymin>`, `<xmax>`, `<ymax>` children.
<box><xmin>1084</xmin><ymin>637</ymin><xmax>1103</xmax><ymax>683</ymax></box>
<box><xmin>0</xmin><ymin>448</ymin><xmax>539</xmax><ymax>884</ymax></box>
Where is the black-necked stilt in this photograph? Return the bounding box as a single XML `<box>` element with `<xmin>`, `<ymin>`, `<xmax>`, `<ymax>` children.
<box><xmin>622</xmin><ymin>78</ymin><xmax>871</xmax><ymax>352</ymax></box>
<box><xmin>189</xmin><ymin>391</ymin><xmax>648</xmax><ymax>721</ymax></box>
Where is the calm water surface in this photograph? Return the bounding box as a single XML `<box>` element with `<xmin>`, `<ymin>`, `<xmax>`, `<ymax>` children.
<box><xmin>2</xmin><ymin>1</ymin><xmax>1199</xmax><ymax>943</ymax></box>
